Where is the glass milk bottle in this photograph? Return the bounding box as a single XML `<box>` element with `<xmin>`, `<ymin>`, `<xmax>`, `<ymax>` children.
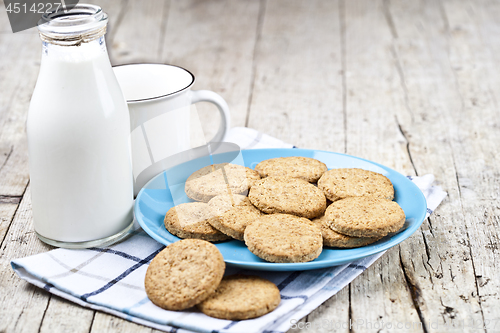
<box><xmin>27</xmin><ymin>4</ymin><xmax>134</xmax><ymax>248</ymax></box>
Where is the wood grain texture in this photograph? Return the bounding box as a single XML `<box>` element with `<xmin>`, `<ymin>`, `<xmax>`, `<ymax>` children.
<box><xmin>0</xmin><ymin>186</ymin><xmax>53</xmax><ymax>333</ymax></box>
<box><xmin>161</xmin><ymin>0</ymin><xmax>261</xmax><ymax>140</ymax></box>
<box><xmin>0</xmin><ymin>1</ymin><xmax>40</xmax><ymax>253</ymax></box>
<box><xmin>0</xmin><ymin>201</ymin><xmax>19</xmax><ymax>246</ymax></box>
<box><xmin>288</xmin><ymin>285</ymin><xmax>350</xmax><ymax>333</ymax></box>
<box><xmin>247</xmin><ymin>0</ymin><xmax>344</xmax><ymax>152</ymax></box>
<box><xmin>109</xmin><ymin>0</ymin><xmax>169</xmax><ymax>65</ymax></box>
<box><xmin>441</xmin><ymin>0</ymin><xmax>500</xmax><ymax>326</ymax></box>
<box><xmin>91</xmin><ymin>312</ymin><xmax>155</xmax><ymax>333</ymax></box>
<box><xmin>0</xmin><ymin>7</ymin><xmax>39</xmax><ymax>247</ymax></box>
<box><xmin>0</xmin><ymin>30</ymin><xmax>38</xmax><ymax>197</ymax></box>
<box><xmin>341</xmin><ymin>1</ymin><xmax>424</xmax><ymax>331</ymax></box>
<box><xmin>39</xmin><ymin>298</ymin><xmax>94</xmax><ymax>333</ymax></box>
<box><xmin>387</xmin><ymin>0</ymin><xmax>489</xmax><ymax>331</ymax></box>
<box><xmin>343</xmin><ymin>0</ymin><xmax>412</xmax><ymax>170</ymax></box>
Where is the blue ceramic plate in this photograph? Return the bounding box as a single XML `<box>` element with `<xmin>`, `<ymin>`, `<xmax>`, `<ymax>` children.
<box><xmin>135</xmin><ymin>148</ymin><xmax>427</xmax><ymax>271</ymax></box>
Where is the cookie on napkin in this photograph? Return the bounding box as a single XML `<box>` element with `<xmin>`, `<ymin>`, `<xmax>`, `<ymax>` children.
<box><xmin>145</xmin><ymin>239</ymin><xmax>225</xmax><ymax>311</ymax></box>
<box><xmin>197</xmin><ymin>274</ymin><xmax>281</xmax><ymax>320</ymax></box>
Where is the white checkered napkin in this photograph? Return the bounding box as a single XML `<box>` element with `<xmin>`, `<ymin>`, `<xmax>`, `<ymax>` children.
<box><xmin>11</xmin><ymin>234</ymin><xmax>384</xmax><ymax>333</ymax></box>
<box><xmin>11</xmin><ymin>128</ymin><xmax>447</xmax><ymax>333</ymax></box>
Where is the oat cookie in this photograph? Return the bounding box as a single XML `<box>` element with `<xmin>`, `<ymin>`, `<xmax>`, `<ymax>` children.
<box><xmin>164</xmin><ymin>202</ymin><xmax>231</xmax><ymax>241</ymax></box>
<box><xmin>185</xmin><ymin>163</ymin><xmax>261</xmax><ymax>202</ymax></box>
<box><xmin>312</xmin><ymin>215</ymin><xmax>381</xmax><ymax>248</ymax></box>
<box><xmin>248</xmin><ymin>176</ymin><xmax>326</xmax><ymax>219</ymax></box>
<box><xmin>197</xmin><ymin>274</ymin><xmax>281</xmax><ymax>320</ymax></box>
<box><xmin>317</xmin><ymin>168</ymin><xmax>394</xmax><ymax>202</ymax></box>
<box><xmin>244</xmin><ymin>213</ymin><xmax>323</xmax><ymax>263</ymax></box>
<box><xmin>255</xmin><ymin>156</ymin><xmax>328</xmax><ymax>183</ymax></box>
<box><xmin>144</xmin><ymin>239</ymin><xmax>225</xmax><ymax>311</ymax></box>
<box><xmin>207</xmin><ymin>194</ymin><xmax>262</xmax><ymax>241</ymax></box>
<box><xmin>325</xmin><ymin>197</ymin><xmax>405</xmax><ymax>238</ymax></box>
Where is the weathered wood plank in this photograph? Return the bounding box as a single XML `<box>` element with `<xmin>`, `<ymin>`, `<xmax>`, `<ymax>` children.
<box><xmin>0</xmin><ymin>186</ymin><xmax>53</xmax><ymax>333</ymax></box>
<box><xmin>0</xmin><ymin>143</ymin><xmax>13</xmax><ymax>178</ymax></box>
<box><xmin>108</xmin><ymin>0</ymin><xmax>169</xmax><ymax>65</ymax></box>
<box><xmin>39</xmin><ymin>297</ymin><xmax>94</xmax><ymax>333</ymax></box>
<box><xmin>0</xmin><ymin>0</ymin><xmax>40</xmax><ymax>200</ymax></box>
<box><xmin>161</xmin><ymin>0</ymin><xmax>262</xmax><ymax>140</ymax></box>
<box><xmin>247</xmin><ymin>0</ymin><xmax>344</xmax><ymax>152</ymax></box>
<box><xmin>440</xmin><ymin>0</ymin><xmax>500</xmax><ymax>326</ymax></box>
<box><xmin>341</xmin><ymin>1</ymin><xmax>424</xmax><ymax>331</ymax></box>
<box><xmin>90</xmin><ymin>312</ymin><xmax>156</xmax><ymax>333</ymax></box>
<box><xmin>289</xmin><ymin>285</ymin><xmax>350</xmax><ymax>333</ymax></box>
<box><xmin>0</xmin><ymin>13</ymin><xmax>40</xmax><ymax>252</ymax></box>
<box><xmin>0</xmin><ymin>34</ymin><xmax>39</xmax><ymax>142</ymax></box>
<box><xmin>343</xmin><ymin>0</ymin><xmax>413</xmax><ymax>170</ymax></box>
<box><xmin>0</xmin><ymin>139</ymin><xmax>29</xmax><ymax>196</ymax></box>
<box><xmin>387</xmin><ymin>0</ymin><xmax>490</xmax><ymax>331</ymax></box>
<box><xmin>351</xmin><ymin>249</ymin><xmax>424</xmax><ymax>332</ymax></box>
<box><xmin>0</xmin><ymin>201</ymin><xmax>19</xmax><ymax>246</ymax></box>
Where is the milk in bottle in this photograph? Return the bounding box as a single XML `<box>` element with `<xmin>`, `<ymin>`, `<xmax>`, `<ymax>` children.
<box><xmin>27</xmin><ymin>4</ymin><xmax>134</xmax><ymax>247</ymax></box>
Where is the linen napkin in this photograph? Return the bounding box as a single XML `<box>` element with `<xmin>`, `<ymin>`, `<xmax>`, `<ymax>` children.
<box><xmin>11</xmin><ymin>127</ymin><xmax>447</xmax><ymax>333</ymax></box>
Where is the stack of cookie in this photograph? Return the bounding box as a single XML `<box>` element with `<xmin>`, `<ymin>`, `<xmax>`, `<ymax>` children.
<box><xmin>163</xmin><ymin>157</ymin><xmax>406</xmax><ymax>264</ymax></box>
<box><xmin>145</xmin><ymin>239</ymin><xmax>281</xmax><ymax>319</ymax></box>
<box><xmin>165</xmin><ymin>163</ymin><xmax>262</xmax><ymax>242</ymax></box>
<box><xmin>316</xmin><ymin>168</ymin><xmax>405</xmax><ymax>248</ymax></box>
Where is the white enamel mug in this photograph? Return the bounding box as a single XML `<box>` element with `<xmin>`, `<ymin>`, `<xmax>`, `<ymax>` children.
<box><xmin>113</xmin><ymin>64</ymin><xmax>231</xmax><ymax>196</ymax></box>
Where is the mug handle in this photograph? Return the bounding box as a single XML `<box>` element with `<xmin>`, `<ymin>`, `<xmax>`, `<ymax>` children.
<box><xmin>191</xmin><ymin>90</ymin><xmax>231</xmax><ymax>142</ymax></box>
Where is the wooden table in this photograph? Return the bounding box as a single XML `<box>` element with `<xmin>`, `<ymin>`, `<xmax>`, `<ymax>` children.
<box><xmin>1</xmin><ymin>0</ymin><xmax>499</xmax><ymax>332</ymax></box>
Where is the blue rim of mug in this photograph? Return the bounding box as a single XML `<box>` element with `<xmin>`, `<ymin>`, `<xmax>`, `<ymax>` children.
<box><xmin>112</xmin><ymin>63</ymin><xmax>196</xmax><ymax>103</ymax></box>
